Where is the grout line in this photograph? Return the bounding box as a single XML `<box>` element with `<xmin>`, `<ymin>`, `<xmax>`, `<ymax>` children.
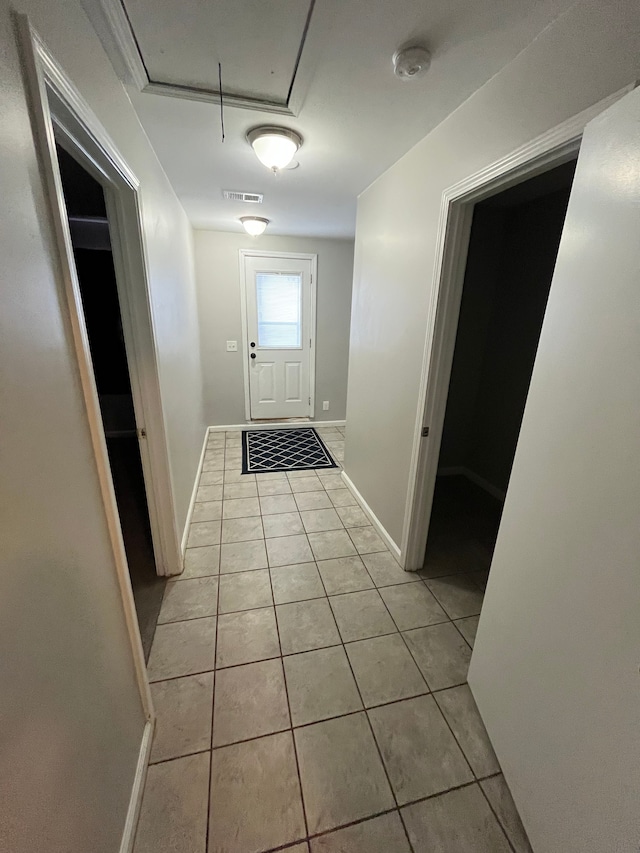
<box><xmin>258</xmin><ymin>840</ymin><xmax>311</xmax><ymax>853</ymax></box>
<box><xmin>148</xmin><ymin>666</ymin><xmax>216</xmax><ymax>685</ymax></box>
<box><xmin>477</xmin><ymin>782</ymin><xmax>518</xmax><ymax>853</ymax></box>
<box><xmin>397</xmin><ymin>809</ymin><xmax>417</xmax><ymax>852</ymax></box>
<box><xmin>422</xmin><ymin>573</ymin><xmax>485</xmax><ymax>622</ymax></box>
<box><xmin>157</xmin><ymin>611</ymin><xmax>218</xmax><ymax>627</ymax></box>
<box><xmin>157</xmin><ymin>597</ymin><xmax>466</xmax><ymax>663</ymax></box>
<box><xmin>429</xmin><ymin>688</ymin><xmax>484</xmax><ymax>785</ymax></box>
<box><xmin>148</xmin><ymin>652</ymin><xmax>470</xmax><ymax>693</ymax></box>
<box><xmin>211</xmin><ymin>723</ymin><xmax>293</xmax><ymax>752</ymax></box>
<box><xmin>301</xmin><ymin>805</ymin><xmax>400</xmax><ymax>847</ymax></box>
<box><xmin>257</xmin><ymin>777</ymin><xmax>488</xmax><ymax>852</ymax></box>
<box><xmin>155</xmin><ymin>608</ymin><xmax>470</xmax><ymax>678</ymax></box>
<box><xmin>148</xmin><ymin>749</ymin><xmax>505</xmax><ymax>828</ymax></box>
<box><xmin>267</xmin><ymin>559</ymin><xmax>311</xmax><ymax>841</ymax></box>
<box><xmin>183</xmin><ymin>539</ymin><xmax>222</xmax><ymax>551</ymax></box>
<box><xmin>419</xmin><ymin>582</ymin><xmax>458</xmax><ymax>621</ymax></box>
<box><xmin>173</xmin><ymin>571</ymin><xmax>221</xmax><ymax>582</ymax></box>
<box><xmin>149</xmin><ymin>746</ymin><xmax>210</xmax><ymax>767</ymax></box>
<box><xmin>450</xmin><ymin>616</ymin><xmax>476</xmax><ymax>651</ymax></box>
<box><xmin>205</xmin><ymin>430</ymin><xmax>225</xmax><ymax>853</ymax></box>
<box><xmin>357</xmin><ymin>555</ymin><xmax>434</xmax><ymax>694</ymax></box>
<box><xmin>349</xmin><ymin>560</ymin><xmax>423</xmax><ymax>853</ymax></box>
<box><xmin>350</xmin><ymin>543</ymin><xmax>513</xmax><ymax>847</ymax></box>
<box><xmin>375</xmin><ymin>569</ymin><xmax>507</xmax><ymax>844</ymax></box>
<box><xmin>312</xmin><ymin>563</ymin><xmax>416</xmax><ymax>853</ymax></box>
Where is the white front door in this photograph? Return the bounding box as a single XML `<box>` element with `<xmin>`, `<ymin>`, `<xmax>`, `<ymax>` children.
<box><xmin>243</xmin><ymin>252</ymin><xmax>315</xmax><ymax>419</ymax></box>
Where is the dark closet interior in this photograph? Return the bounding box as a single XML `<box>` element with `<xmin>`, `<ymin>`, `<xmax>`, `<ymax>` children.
<box><xmin>56</xmin><ymin>145</ymin><xmax>165</xmax><ymax>659</ymax></box>
<box><xmin>424</xmin><ymin>159</ymin><xmax>577</xmax><ymax>577</ymax></box>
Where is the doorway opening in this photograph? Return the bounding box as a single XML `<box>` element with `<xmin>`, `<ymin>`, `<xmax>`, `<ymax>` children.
<box><xmin>422</xmin><ymin>160</ymin><xmax>577</xmax><ymax>585</ymax></box>
<box><xmin>56</xmin><ymin>145</ymin><xmax>166</xmax><ymax>659</ymax></box>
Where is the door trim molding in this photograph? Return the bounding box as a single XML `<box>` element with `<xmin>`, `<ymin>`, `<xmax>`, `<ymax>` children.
<box><xmin>17</xmin><ymin>15</ymin><xmax>161</xmax><ymax>735</ymax></box>
<box><xmin>400</xmin><ymin>83</ymin><xmax>636</xmax><ymax>571</ymax></box>
<box><xmin>181</xmin><ymin>427</ymin><xmax>210</xmax><ymax>558</ymax></box>
<box><xmin>239</xmin><ymin>249</ymin><xmax>318</xmax><ymax>421</ymax></box>
<box><xmin>119</xmin><ymin>718</ymin><xmax>154</xmax><ymax>853</ymax></box>
<box><xmin>17</xmin><ymin>16</ymin><xmax>181</xmax><ymax>580</ymax></box>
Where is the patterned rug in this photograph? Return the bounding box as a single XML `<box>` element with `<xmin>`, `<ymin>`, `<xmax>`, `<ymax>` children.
<box><xmin>241</xmin><ymin>428</ymin><xmax>338</xmax><ymax>473</ymax></box>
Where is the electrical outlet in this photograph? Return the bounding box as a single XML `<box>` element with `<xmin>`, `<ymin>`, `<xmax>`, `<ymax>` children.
<box><xmin>226</xmin><ymin>341</ymin><xmax>238</xmax><ymax>352</ymax></box>
<box><xmin>322</xmin><ymin>401</ymin><xmax>330</xmax><ymax>411</ymax></box>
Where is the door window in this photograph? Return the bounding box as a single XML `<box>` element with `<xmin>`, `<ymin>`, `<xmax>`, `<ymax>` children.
<box><xmin>256</xmin><ymin>272</ymin><xmax>302</xmax><ymax>348</ymax></box>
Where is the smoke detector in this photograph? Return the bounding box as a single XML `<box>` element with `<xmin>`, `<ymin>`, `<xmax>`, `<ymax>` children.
<box><xmin>222</xmin><ymin>190</ymin><xmax>264</xmax><ymax>203</ymax></box>
<box><xmin>393</xmin><ymin>45</ymin><xmax>431</xmax><ymax>81</ymax></box>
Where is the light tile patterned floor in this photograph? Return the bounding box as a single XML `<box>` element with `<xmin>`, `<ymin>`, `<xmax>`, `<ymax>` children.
<box><xmin>134</xmin><ymin>426</ymin><xmax>532</xmax><ymax>853</ymax></box>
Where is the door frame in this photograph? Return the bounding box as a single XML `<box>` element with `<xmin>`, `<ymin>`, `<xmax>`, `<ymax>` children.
<box><xmin>18</xmin><ymin>17</ymin><xmax>181</xmax><ymax>580</ymax></box>
<box><xmin>239</xmin><ymin>249</ymin><xmax>318</xmax><ymax>421</ymax></box>
<box><xmin>17</xmin><ymin>14</ymin><xmax>180</xmax><ymax>723</ymax></box>
<box><xmin>401</xmin><ymin>84</ymin><xmax>635</xmax><ymax>571</ymax></box>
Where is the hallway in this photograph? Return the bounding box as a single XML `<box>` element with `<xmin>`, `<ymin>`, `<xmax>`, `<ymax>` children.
<box><xmin>134</xmin><ymin>428</ymin><xmax>530</xmax><ymax>853</ymax></box>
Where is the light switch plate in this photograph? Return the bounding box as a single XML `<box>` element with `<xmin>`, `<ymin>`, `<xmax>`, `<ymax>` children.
<box><xmin>226</xmin><ymin>341</ymin><xmax>238</xmax><ymax>352</ymax></box>
<box><xmin>322</xmin><ymin>401</ymin><xmax>330</xmax><ymax>411</ymax></box>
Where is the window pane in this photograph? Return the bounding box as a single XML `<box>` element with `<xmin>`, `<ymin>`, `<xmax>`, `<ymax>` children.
<box><xmin>256</xmin><ymin>272</ymin><xmax>302</xmax><ymax>348</ymax></box>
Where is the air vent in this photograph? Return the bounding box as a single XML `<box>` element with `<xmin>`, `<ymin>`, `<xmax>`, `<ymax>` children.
<box><xmin>222</xmin><ymin>190</ymin><xmax>264</xmax><ymax>204</ymax></box>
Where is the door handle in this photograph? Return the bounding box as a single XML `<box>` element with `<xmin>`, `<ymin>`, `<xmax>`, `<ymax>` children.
<box><xmin>250</xmin><ymin>353</ymin><xmax>256</xmax><ymax>359</ymax></box>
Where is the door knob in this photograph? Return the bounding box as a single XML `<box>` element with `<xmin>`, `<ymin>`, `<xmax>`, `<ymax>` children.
<box><xmin>250</xmin><ymin>353</ymin><xmax>256</xmax><ymax>359</ymax></box>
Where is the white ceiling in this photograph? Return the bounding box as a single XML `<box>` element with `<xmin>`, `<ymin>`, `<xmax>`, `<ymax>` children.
<box><xmin>118</xmin><ymin>0</ymin><xmax>574</xmax><ymax>238</ymax></box>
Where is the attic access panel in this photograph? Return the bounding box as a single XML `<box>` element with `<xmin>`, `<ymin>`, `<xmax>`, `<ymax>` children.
<box><xmin>122</xmin><ymin>0</ymin><xmax>315</xmax><ymax>109</ymax></box>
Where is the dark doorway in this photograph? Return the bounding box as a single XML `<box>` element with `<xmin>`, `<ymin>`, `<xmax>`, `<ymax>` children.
<box><xmin>56</xmin><ymin>145</ymin><xmax>165</xmax><ymax>659</ymax></box>
<box><xmin>423</xmin><ymin>160</ymin><xmax>577</xmax><ymax>590</ymax></box>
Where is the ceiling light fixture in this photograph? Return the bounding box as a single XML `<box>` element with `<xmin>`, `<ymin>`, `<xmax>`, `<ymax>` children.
<box><xmin>240</xmin><ymin>216</ymin><xmax>270</xmax><ymax>236</ymax></box>
<box><xmin>247</xmin><ymin>126</ymin><xmax>302</xmax><ymax>174</ymax></box>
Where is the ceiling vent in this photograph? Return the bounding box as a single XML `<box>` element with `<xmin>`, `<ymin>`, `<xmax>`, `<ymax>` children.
<box><xmin>222</xmin><ymin>190</ymin><xmax>264</xmax><ymax>204</ymax></box>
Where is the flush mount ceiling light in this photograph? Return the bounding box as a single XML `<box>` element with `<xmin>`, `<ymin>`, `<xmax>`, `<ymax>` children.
<box><xmin>240</xmin><ymin>216</ymin><xmax>270</xmax><ymax>236</ymax></box>
<box><xmin>393</xmin><ymin>45</ymin><xmax>431</xmax><ymax>81</ymax></box>
<box><xmin>247</xmin><ymin>126</ymin><xmax>303</xmax><ymax>174</ymax></box>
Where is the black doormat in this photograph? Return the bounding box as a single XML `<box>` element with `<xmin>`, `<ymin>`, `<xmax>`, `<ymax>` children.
<box><xmin>241</xmin><ymin>428</ymin><xmax>339</xmax><ymax>474</ymax></box>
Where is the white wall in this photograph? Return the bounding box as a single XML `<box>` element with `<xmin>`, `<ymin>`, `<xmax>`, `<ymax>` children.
<box><xmin>149</xmin><ymin>219</ymin><xmax>204</xmax><ymax>532</ymax></box>
<box><xmin>470</xmin><ymin>85</ymin><xmax>640</xmax><ymax>852</ymax></box>
<box><xmin>0</xmin><ymin>1</ymin><xmax>204</xmax><ymax>851</ymax></box>
<box><xmin>194</xmin><ymin>230</ymin><xmax>354</xmax><ymax>424</ymax></box>
<box><xmin>345</xmin><ymin>0</ymin><xmax>640</xmax><ymax>548</ymax></box>
<box><xmin>346</xmin><ymin>1</ymin><xmax>640</xmax><ymax>850</ymax></box>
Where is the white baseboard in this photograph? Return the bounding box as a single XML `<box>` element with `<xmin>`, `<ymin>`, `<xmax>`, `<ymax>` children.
<box><xmin>180</xmin><ymin>427</ymin><xmax>210</xmax><ymax>560</ymax></box>
<box><xmin>340</xmin><ymin>470</ymin><xmax>403</xmax><ymax>563</ymax></box>
<box><xmin>437</xmin><ymin>465</ymin><xmax>506</xmax><ymax>502</ymax></box>
<box><xmin>208</xmin><ymin>420</ymin><xmax>346</xmax><ymax>432</ymax></box>
<box><xmin>119</xmin><ymin>718</ymin><xmax>154</xmax><ymax>853</ymax></box>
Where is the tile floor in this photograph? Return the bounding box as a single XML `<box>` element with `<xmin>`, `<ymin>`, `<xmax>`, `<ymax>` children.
<box><xmin>134</xmin><ymin>426</ymin><xmax>532</xmax><ymax>853</ymax></box>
